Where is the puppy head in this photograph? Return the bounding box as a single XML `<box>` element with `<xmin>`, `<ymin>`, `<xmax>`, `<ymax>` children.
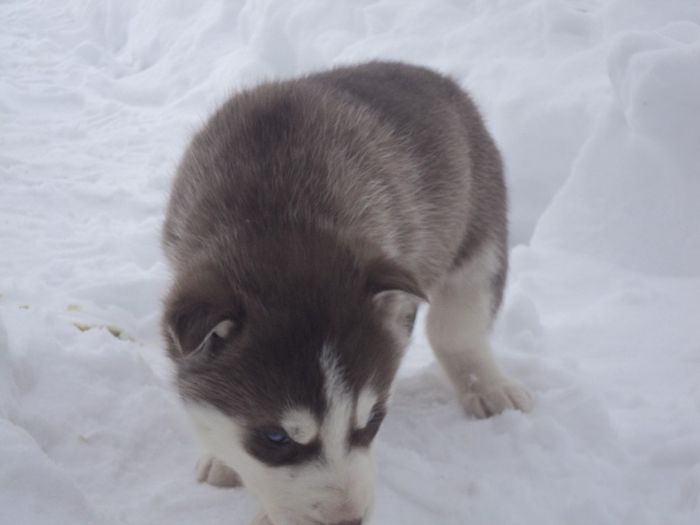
<box><xmin>162</xmin><ymin>245</ymin><xmax>425</xmax><ymax>525</ymax></box>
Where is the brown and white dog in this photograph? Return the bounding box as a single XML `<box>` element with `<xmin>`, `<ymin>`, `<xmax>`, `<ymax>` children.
<box><xmin>161</xmin><ymin>61</ymin><xmax>532</xmax><ymax>525</ymax></box>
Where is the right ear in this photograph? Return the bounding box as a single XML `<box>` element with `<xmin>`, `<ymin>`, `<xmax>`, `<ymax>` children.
<box><xmin>162</xmin><ymin>278</ymin><xmax>242</xmax><ymax>359</ymax></box>
<box><xmin>164</xmin><ymin>307</ymin><xmax>235</xmax><ymax>361</ymax></box>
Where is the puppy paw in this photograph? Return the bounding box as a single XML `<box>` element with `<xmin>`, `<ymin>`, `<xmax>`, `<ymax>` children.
<box><xmin>196</xmin><ymin>454</ymin><xmax>242</xmax><ymax>487</ymax></box>
<box><xmin>461</xmin><ymin>379</ymin><xmax>533</xmax><ymax>418</ymax></box>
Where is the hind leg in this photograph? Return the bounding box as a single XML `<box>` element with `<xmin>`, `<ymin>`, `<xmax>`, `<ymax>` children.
<box><xmin>426</xmin><ymin>243</ymin><xmax>532</xmax><ymax>418</ymax></box>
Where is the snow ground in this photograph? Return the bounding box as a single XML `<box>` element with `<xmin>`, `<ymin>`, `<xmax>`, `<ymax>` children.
<box><xmin>1</xmin><ymin>0</ymin><xmax>699</xmax><ymax>524</ymax></box>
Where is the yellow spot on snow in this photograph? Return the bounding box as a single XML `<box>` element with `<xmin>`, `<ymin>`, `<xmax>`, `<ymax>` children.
<box><xmin>106</xmin><ymin>325</ymin><xmax>123</xmax><ymax>338</ymax></box>
<box><xmin>72</xmin><ymin>322</ymin><xmax>131</xmax><ymax>341</ymax></box>
<box><xmin>73</xmin><ymin>322</ymin><xmax>91</xmax><ymax>332</ymax></box>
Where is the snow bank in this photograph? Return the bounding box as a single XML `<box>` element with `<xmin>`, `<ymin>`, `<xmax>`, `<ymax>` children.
<box><xmin>533</xmin><ymin>22</ymin><xmax>700</xmax><ymax>276</ymax></box>
<box><xmin>2</xmin><ymin>0</ymin><xmax>700</xmax><ymax>524</ymax></box>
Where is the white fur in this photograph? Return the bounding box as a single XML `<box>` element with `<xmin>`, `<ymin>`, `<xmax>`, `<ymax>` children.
<box><xmin>280</xmin><ymin>408</ymin><xmax>318</xmax><ymax>445</ymax></box>
<box><xmin>355</xmin><ymin>387</ymin><xmax>378</xmax><ymax>429</ymax></box>
<box><xmin>184</xmin><ymin>347</ymin><xmax>376</xmax><ymax>525</ymax></box>
<box><xmin>426</xmin><ymin>242</ymin><xmax>533</xmax><ymax>418</ymax></box>
<box><xmin>213</xmin><ymin>319</ymin><xmax>235</xmax><ymax>338</ymax></box>
<box><xmin>315</xmin><ymin>346</ymin><xmax>375</xmax><ymax>524</ymax></box>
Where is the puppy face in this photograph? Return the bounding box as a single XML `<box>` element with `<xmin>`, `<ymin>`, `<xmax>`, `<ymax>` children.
<box><xmin>163</xmin><ymin>244</ymin><xmax>424</xmax><ymax>525</ymax></box>
<box><xmin>184</xmin><ymin>347</ymin><xmax>383</xmax><ymax>525</ymax></box>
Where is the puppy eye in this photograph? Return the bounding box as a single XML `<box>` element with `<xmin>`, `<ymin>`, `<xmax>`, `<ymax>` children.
<box><xmin>368</xmin><ymin>408</ymin><xmax>385</xmax><ymax>426</ymax></box>
<box><xmin>246</xmin><ymin>428</ymin><xmax>320</xmax><ymax>466</ymax></box>
<box><xmin>350</xmin><ymin>407</ymin><xmax>386</xmax><ymax>448</ymax></box>
<box><xmin>263</xmin><ymin>429</ymin><xmax>291</xmax><ymax>445</ymax></box>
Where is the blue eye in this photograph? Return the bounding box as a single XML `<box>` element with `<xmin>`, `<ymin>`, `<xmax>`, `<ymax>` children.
<box><xmin>264</xmin><ymin>430</ymin><xmax>291</xmax><ymax>445</ymax></box>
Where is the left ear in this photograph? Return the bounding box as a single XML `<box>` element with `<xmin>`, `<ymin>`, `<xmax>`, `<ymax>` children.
<box><xmin>366</xmin><ymin>256</ymin><xmax>428</xmax><ymax>336</ymax></box>
<box><xmin>366</xmin><ymin>256</ymin><xmax>428</xmax><ymax>302</ymax></box>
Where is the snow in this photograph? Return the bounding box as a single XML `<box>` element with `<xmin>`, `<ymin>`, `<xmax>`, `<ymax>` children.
<box><xmin>1</xmin><ymin>1</ymin><xmax>699</xmax><ymax>524</ymax></box>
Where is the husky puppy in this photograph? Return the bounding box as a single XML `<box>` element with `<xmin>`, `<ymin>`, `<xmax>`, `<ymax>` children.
<box><xmin>162</xmin><ymin>61</ymin><xmax>532</xmax><ymax>525</ymax></box>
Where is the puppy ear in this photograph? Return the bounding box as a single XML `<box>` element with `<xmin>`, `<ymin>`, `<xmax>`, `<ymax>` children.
<box><xmin>188</xmin><ymin>319</ymin><xmax>237</xmax><ymax>361</ymax></box>
<box><xmin>164</xmin><ymin>302</ymin><xmax>237</xmax><ymax>359</ymax></box>
<box><xmin>162</xmin><ymin>274</ymin><xmax>242</xmax><ymax>358</ymax></box>
<box><xmin>366</xmin><ymin>256</ymin><xmax>428</xmax><ymax>303</ymax></box>
<box><xmin>366</xmin><ymin>256</ymin><xmax>427</xmax><ymax>337</ymax></box>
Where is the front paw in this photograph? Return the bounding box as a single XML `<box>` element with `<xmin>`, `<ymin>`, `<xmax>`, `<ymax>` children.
<box><xmin>196</xmin><ymin>454</ymin><xmax>242</xmax><ymax>487</ymax></box>
<box><xmin>461</xmin><ymin>379</ymin><xmax>533</xmax><ymax>418</ymax></box>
